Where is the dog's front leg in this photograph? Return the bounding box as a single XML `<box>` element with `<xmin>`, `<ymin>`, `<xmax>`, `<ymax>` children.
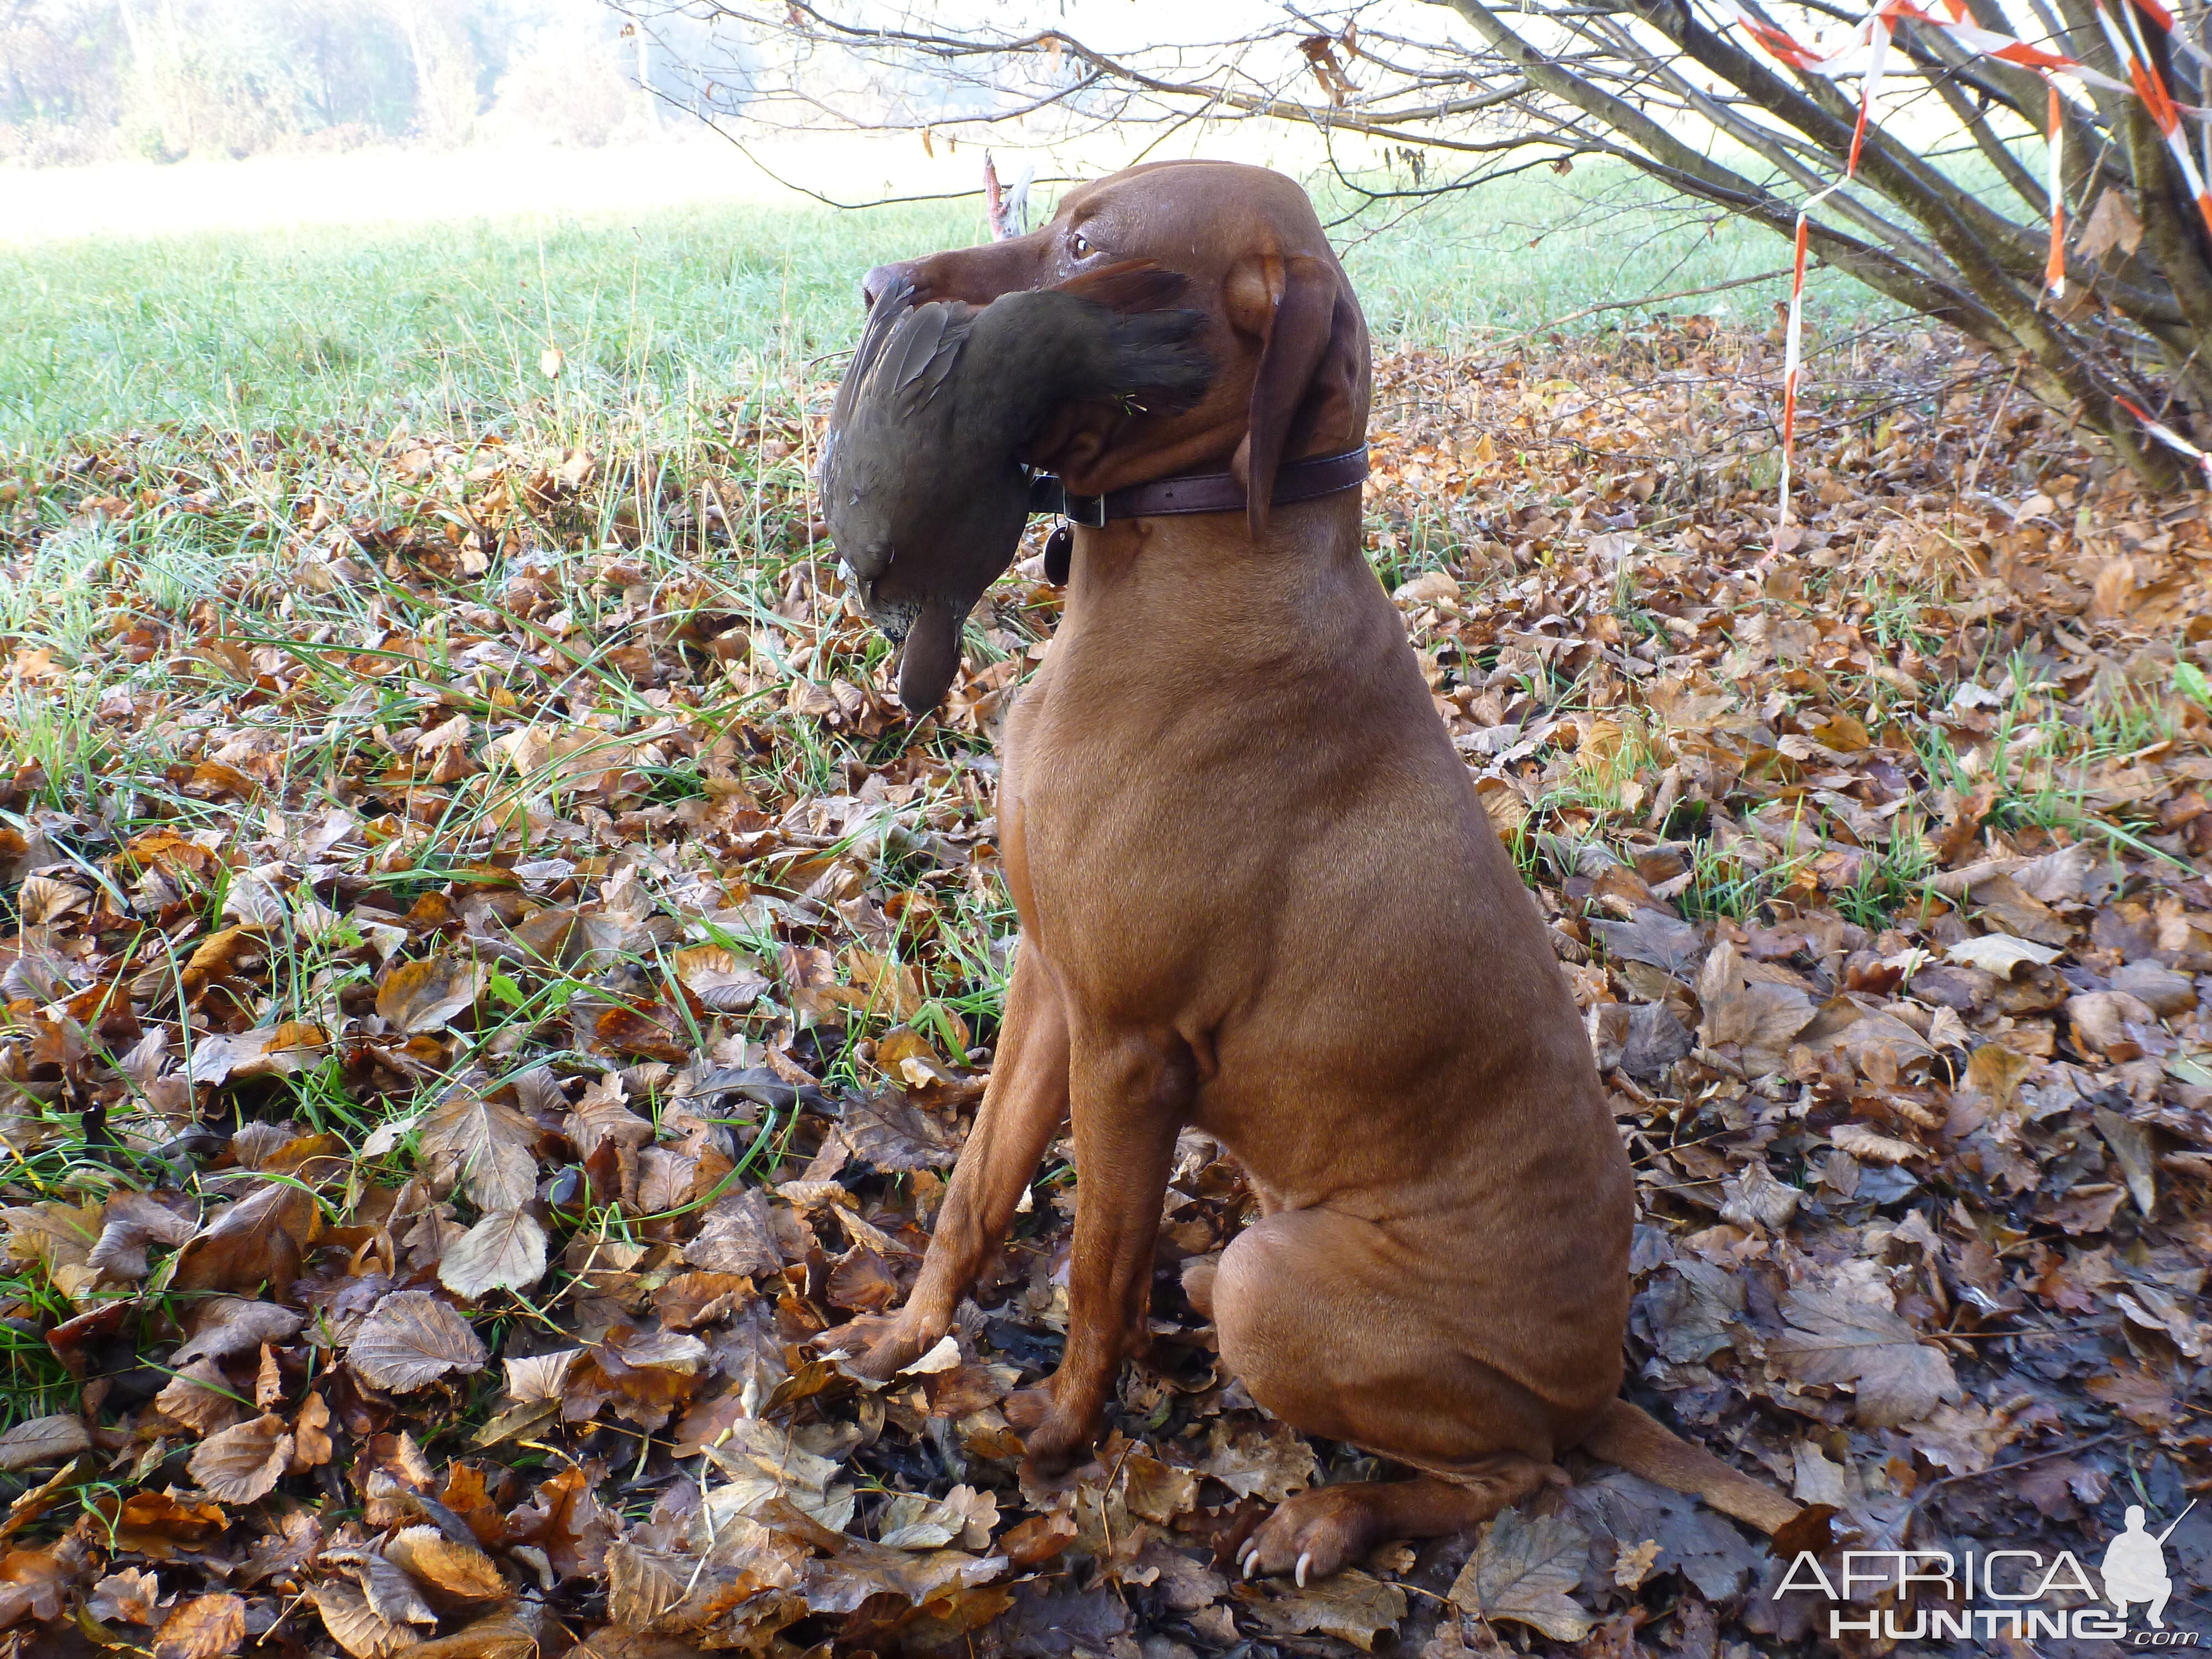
<box><xmin>1019</xmin><ymin>1032</ymin><xmax>1191</xmax><ymax>1474</ymax></box>
<box><xmin>822</xmin><ymin>939</ymin><xmax>1071</xmax><ymax>1380</ymax></box>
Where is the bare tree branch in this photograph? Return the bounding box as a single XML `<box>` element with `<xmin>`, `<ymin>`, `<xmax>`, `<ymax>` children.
<box><xmin>629</xmin><ymin>0</ymin><xmax>2212</xmax><ymax>490</ymax></box>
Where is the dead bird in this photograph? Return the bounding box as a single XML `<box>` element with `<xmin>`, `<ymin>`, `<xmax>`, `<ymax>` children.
<box><xmin>819</xmin><ymin>260</ymin><xmax>1212</xmax><ymax>712</ymax></box>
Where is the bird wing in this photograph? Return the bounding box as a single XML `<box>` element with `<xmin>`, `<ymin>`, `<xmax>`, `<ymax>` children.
<box><xmin>827</xmin><ymin>273</ymin><xmax>917</xmax><ymax>444</ymax></box>
<box><xmin>878</xmin><ymin>301</ymin><xmax>973</xmax><ymax>411</ymax></box>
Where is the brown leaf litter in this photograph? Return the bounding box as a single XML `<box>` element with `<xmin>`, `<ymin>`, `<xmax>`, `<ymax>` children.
<box><xmin>0</xmin><ymin>317</ymin><xmax>2205</xmax><ymax>1655</ymax></box>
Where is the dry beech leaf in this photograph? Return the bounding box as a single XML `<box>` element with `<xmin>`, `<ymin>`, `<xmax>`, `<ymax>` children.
<box><xmin>1965</xmin><ymin>1042</ymin><xmax>2035</xmax><ymax>1107</ymax></box>
<box><xmin>87</xmin><ymin>1192</ymin><xmax>199</xmax><ymax>1281</ymax></box>
<box><xmin>17</xmin><ymin>875</ymin><xmax>90</xmax><ymax>926</ymax></box>
<box><xmin>1448</xmin><ymin>1507</ymin><xmax>1593</xmax><ymax>1642</ymax></box>
<box><xmin>314</xmin><ymin>1579</ymin><xmax>418</xmax><ymax>1659</ymax></box>
<box><xmin>404</xmin><ymin>1609</ymin><xmax>542</xmax><ymax>1659</ymax></box>
<box><xmin>154</xmin><ymin>1358</ymin><xmax>245</xmax><ymax>1437</ymax></box>
<box><xmin>174</xmin><ymin>1297</ymin><xmax>306</xmax><ymax>1366</ymax></box>
<box><xmin>154</xmin><ymin>1593</ymin><xmax>246</xmax><ymax>1659</ymax></box>
<box><xmin>2077</xmin><ymin>185</ymin><xmax>2145</xmax><ymax>263</ymax></box>
<box><xmin>1247</xmin><ymin>1569</ymin><xmax>1408</xmax><ymax>1652</ymax></box>
<box><xmin>591</xmin><ymin>1004</ymin><xmax>692</xmax><ymax>1064</ymax></box>
<box><xmin>504</xmin><ymin>1349</ymin><xmax>582</xmax><ymax>1404</ymax></box>
<box><xmin>187</xmin><ymin>1412</ymin><xmax>293</xmax><ymax>1503</ymax></box>
<box><xmin>350</xmin><ymin>1549</ymin><xmax>437</xmax><ymax>1626</ymax></box>
<box><xmin>637</xmin><ymin>1147</ymin><xmax>700</xmax><ymax>1215</ymax></box>
<box><xmin>88</xmin><ymin>1566</ymin><xmax>161</xmax><ymax>1624</ymax></box>
<box><xmin>1200</xmin><ymin>1421</ymin><xmax>1316</xmax><ymax>1503</ymax></box>
<box><xmin>1771</xmin><ymin>1287</ymin><xmax>1961</xmax><ymax>1426</ymax></box>
<box><xmin>1829</xmin><ymin>1123</ymin><xmax>1921</xmax><ymax>1165</ymax></box>
<box><xmin>0</xmin><ymin>1413</ymin><xmax>89</xmax><ymax>1472</ymax></box>
<box><xmin>439</xmin><ymin>1209</ymin><xmax>549</xmax><ymax>1298</ymax></box>
<box><xmin>173</xmin><ymin>1179</ymin><xmax>319</xmax><ymax>1294</ymax></box>
<box><xmin>290</xmin><ymin>1390</ymin><xmax>335</xmax><ymax>1471</ymax></box>
<box><xmin>348</xmin><ymin>1290</ymin><xmax>489</xmax><ymax>1390</ymax></box>
<box><xmin>387</xmin><ymin>1524</ymin><xmax>512</xmax><ymax>1605</ymax></box>
<box><xmin>672</xmin><ymin>945</ymin><xmax>771</xmax><ymax>1011</ymax></box>
<box><xmin>1944</xmin><ymin>933</ymin><xmax>2060</xmax><ymax>976</ymax></box>
<box><xmin>419</xmin><ymin>1094</ymin><xmax>539</xmax><ymax>1212</ymax></box>
<box><xmin>378</xmin><ymin>957</ymin><xmax>488</xmax><ymax>1035</ymax></box>
<box><xmin>654</xmin><ymin>1271</ymin><xmax>751</xmax><ymax>1331</ymax></box>
<box><xmin>185</xmin><ymin>1021</ymin><xmax>328</xmax><ymax>1085</ymax></box>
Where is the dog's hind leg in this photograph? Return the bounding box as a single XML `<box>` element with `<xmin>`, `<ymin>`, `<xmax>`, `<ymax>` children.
<box><xmin>823</xmin><ymin>940</ymin><xmax>1071</xmax><ymax>1379</ymax></box>
<box><xmin>1208</xmin><ymin>1205</ymin><xmax>1594</xmax><ymax>1581</ymax></box>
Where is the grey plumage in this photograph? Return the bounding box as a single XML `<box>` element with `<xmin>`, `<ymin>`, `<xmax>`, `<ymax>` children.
<box><xmin>820</xmin><ymin>263</ymin><xmax>1212</xmax><ymax>713</ymax></box>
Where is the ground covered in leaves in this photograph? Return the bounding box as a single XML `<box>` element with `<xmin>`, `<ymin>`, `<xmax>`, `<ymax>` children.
<box><xmin>0</xmin><ymin>317</ymin><xmax>2206</xmax><ymax>1659</ymax></box>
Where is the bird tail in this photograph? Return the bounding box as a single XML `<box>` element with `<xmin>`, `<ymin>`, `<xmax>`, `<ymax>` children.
<box><xmin>1578</xmin><ymin>1399</ymin><xmax>1801</xmax><ymax>1536</ymax></box>
<box><xmin>1099</xmin><ymin>307</ymin><xmax>1212</xmax><ymax>415</ymax></box>
<box><xmin>1052</xmin><ymin>260</ymin><xmax>1212</xmax><ymax>413</ymax></box>
<box><xmin>1055</xmin><ymin>258</ymin><xmax>1188</xmax><ymax>312</ymax></box>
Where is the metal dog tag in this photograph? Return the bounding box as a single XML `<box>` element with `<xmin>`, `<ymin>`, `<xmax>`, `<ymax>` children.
<box><xmin>1044</xmin><ymin>524</ymin><xmax>1073</xmax><ymax>585</ymax></box>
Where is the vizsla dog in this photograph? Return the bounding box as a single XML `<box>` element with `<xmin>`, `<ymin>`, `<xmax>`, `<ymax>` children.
<box><xmin>825</xmin><ymin>160</ymin><xmax>1797</xmax><ymax>1581</ymax></box>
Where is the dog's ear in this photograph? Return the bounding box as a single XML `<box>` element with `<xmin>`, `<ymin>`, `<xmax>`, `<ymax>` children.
<box><xmin>1230</xmin><ymin>253</ymin><xmax>1365</xmax><ymax>540</ymax></box>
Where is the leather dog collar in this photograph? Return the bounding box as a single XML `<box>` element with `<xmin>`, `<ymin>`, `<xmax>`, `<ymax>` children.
<box><xmin>1026</xmin><ymin>445</ymin><xmax>1369</xmax><ymax>528</ymax></box>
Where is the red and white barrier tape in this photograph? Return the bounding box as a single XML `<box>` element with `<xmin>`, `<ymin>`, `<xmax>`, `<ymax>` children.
<box><xmin>1700</xmin><ymin>0</ymin><xmax>2212</xmax><ymax>542</ymax></box>
<box><xmin>2118</xmin><ymin>394</ymin><xmax>2212</xmax><ymax>482</ymax></box>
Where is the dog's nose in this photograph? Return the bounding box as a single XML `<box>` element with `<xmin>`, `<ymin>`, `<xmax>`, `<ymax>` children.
<box><xmin>862</xmin><ymin>260</ymin><xmax>919</xmax><ymax>309</ymax></box>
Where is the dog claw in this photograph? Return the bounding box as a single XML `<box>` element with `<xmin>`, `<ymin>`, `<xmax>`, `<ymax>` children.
<box><xmin>1295</xmin><ymin>1551</ymin><xmax>1312</xmax><ymax>1588</ymax></box>
<box><xmin>1240</xmin><ymin>1547</ymin><xmax>1260</xmax><ymax>1579</ymax></box>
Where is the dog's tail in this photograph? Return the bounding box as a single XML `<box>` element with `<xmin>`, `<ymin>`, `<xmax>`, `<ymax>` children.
<box><xmin>1579</xmin><ymin>1399</ymin><xmax>1801</xmax><ymax>1535</ymax></box>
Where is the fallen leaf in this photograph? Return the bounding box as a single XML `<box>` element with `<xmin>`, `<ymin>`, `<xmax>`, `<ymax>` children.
<box><xmin>154</xmin><ymin>1593</ymin><xmax>246</xmax><ymax>1659</ymax></box>
<box><xmin>672</xmin><ymin>945</ymin><xmax>770</xmax><ymax>1011</ymax></box>
<box><xmin>378</xmin><ymin>956</ymin><xmax>487</xmax><ymax>1035</ymax></box>
<box><xmin>1945</xmin><ymin>933</ymin><xmax>2061</xmax><ymax>975</ymax></box>
<box><xmin>419</xmin><ymin>1093</ymin><xmax>539</xmax><ymax>1211</ymax></box>
<box><xmin>187</xmin><ymin>1413</ymin><xmax>294</xmax><ymax>1503</ymax></box>
<box><xmin>439</xmin><ymin>1209</ymin><xmax>549</xmax><ymax>1298</ymax></box>
<box><xmin>87</xmin><ymin>1192</ymin><xmax>199</xmax><ymax>1281</ymax></box>
<box><xmin>348</xmin><ymin>1290</ymin><xmax>489</xmax><ymax>1390</ymax></box>
<box><xmin>88</xmin><ymin>1566</ymin><xmax>161</xmax><ymax>1623</ymax></box>
<box><xmin>1771</xmin><ymin>1287</ymin><xmax>1960</xmax><ymax>1425</ymax></box>
<box><xmin>173</xmin><ymin>1297</ymin><xmax>306</xmax><ymax>1365</ymax></box>
<box><xmin>153</xmin><ymin>1359</ymin><xmax>245</xmax><ymax>1437</ymax></box>
<box><xmin>314</xmin><ymin>1579</ymin><xmax>418</xmax><ymax>1659</ymax></box>
<box><xmin>387</xmin><ymin>1525</ymin><xmax>512</xmax><ymax>1605</ymax></box>
<box><xmin>1829</xmin><ymin>1122</ymin><xmax>1921</xmax><ymax>1165</ymax></box>
<box><xmin>1448</xmin><ymin>1507</ymin><xmax>1593</xmax><ymax>1642</ymax></box>
<box><xmin>1246</xmin><ymin>1569</ymin><xmax>1408</xmax><ymax>1651</ymax></box>
<box><xmin>1201</xmin><ymin>1420</ymin><xmax>1317</xmax><ymax>1503</ymax></box>
<box><xmin>0</xmin><ymin>1413</ymin><xmax>88</xmax><ymax>1472</ymax></box>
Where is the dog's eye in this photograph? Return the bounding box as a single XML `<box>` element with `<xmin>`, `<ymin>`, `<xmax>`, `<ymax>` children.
<box><xmin>1072</xmin><ymin>232</ymin><xmax>1093</xmax><ymax>258</ymax></box>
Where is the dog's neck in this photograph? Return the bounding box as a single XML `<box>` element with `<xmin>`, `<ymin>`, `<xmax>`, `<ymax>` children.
<box><xmin>1047</xmin><ymin>491</ymin><xmax>1415</xmax><ymax>710</ymax></box>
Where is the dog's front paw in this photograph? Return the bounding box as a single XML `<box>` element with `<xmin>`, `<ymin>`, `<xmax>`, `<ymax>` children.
<box><xmin>1018</xmin><ymin>1394</ymin><xmax>1103</xmax><ymax>1477</ymax></box>
<box><xmin>812</xmin><ymin>1310</ymin><xmax>943</xmax><ymax>1382</ymax></box>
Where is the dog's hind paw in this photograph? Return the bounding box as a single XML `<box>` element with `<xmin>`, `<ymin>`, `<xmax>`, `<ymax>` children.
<box><xmin>1235</xmin><ymin>1485</ymin><xmax>1387</xmax><ymax>1587</ymax></box>
<box><xmin>1236</xmin><ymin>1463</ymin><xmax>1552</xmax><ymax>1586</ymax></box>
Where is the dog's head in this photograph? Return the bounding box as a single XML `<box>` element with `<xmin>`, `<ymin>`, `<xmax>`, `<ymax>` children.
<box><xmin>863</xmin><ymin>159</ymin><xmax>1370</xmax><ymax>540</ymax></box>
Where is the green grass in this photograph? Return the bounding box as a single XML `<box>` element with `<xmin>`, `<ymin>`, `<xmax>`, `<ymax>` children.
<box><xmin>0</xmin><ymin>162</ymin><xmax>1881</xmax><ymax>457</ymax></box>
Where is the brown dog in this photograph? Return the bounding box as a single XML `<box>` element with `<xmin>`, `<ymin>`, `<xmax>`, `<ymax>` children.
<box><xmin>827</xmin><ymin>160</ymin><xmax>1797</xmax><ymax>1580</ymax></box>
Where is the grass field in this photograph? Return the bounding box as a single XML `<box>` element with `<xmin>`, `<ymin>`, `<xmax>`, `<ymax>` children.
<box><xmin>0</xmin><ymin>160</ymin><xmax>1873</xmax><ymax>456</ymax></box>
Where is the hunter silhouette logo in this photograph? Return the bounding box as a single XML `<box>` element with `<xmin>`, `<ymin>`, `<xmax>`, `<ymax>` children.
<box><xmin>2104</xmin><ymin>1501</ymin><xmax>2194</xmax><ymax>1630</ymax></box>
<box><xmin>1775</xmin><ymin>1499</ymin><xmax>2201</xmax><ymax>1642</ymax></box>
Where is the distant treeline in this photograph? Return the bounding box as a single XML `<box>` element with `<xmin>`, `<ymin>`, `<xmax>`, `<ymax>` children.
<box><xmin>0</xmin><ymin>0</ymin><xmax>726</xmax><ymax>166</ymax></box>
